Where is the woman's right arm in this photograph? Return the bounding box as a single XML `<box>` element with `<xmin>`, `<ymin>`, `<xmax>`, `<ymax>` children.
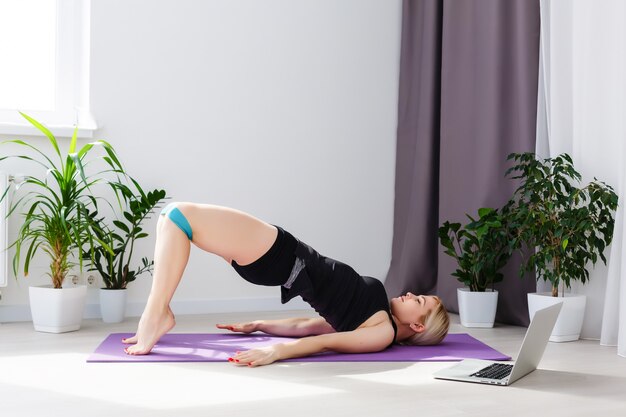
<box><xmin>216</xmin><ymin>317</ymin><xmax>335</xmax><ymax>337</ymax></box>
<box><xmin>230</xmin><ymin>321</ymin><xmax>395</xmax><ymax>367</ymax></box>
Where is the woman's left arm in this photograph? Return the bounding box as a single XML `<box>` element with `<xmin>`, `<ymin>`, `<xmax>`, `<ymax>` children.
<box><xmin>230</xmin><ymin>321</ymin><xmax>395</xmax><ymax>367</ymax></box>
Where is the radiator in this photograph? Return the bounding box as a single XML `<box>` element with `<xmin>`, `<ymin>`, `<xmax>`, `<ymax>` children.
<box><xmin>0</xmin><ymin>172</ymin><xmax>7</xmax><ymax>287</ymax></box>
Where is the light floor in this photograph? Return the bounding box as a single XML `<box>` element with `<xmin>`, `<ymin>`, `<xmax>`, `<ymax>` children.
<box><xmin>1</xmin><ymin>310</ymin><xmax>626</xmax><ymax>417</ymax></box>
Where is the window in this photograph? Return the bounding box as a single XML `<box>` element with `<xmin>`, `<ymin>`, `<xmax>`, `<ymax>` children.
<box><xmin>0</xmin><ymin>0</ymin><xmax>95</xmax><ymax>137</ymax></box>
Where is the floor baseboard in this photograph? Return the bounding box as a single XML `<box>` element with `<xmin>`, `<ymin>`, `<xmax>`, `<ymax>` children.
<box><xmin>0</xmin><ymin>296</ymin><xmax>310</xmax><ymax>323</ymax></box>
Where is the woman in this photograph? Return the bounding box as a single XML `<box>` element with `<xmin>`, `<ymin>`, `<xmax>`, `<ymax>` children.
<box><xmin>123</xmin><ymin>202</ymin><xmax>450</xmax><ymax>366</ymax></box>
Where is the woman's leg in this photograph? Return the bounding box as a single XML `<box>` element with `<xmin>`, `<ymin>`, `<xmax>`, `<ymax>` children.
<box><xmin>124</xmin><ymin>203</ymin><xmax>278</xmax><ymax>355</ymax></box>
<box><xmin>122</xmin><ymin>213</ymin><xmax>190</xmax><ymax>354</ymax></box>
<box><xmin>181</xmin><ymin>203</ymin><xmax>278</xmax><ymax>266</ymax></box>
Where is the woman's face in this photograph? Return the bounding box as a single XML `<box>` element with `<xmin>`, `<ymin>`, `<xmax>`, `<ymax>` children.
<box><xmin>390</xmin><ymin>292</ymin><xmax>438</xmax><ymax>330</ymax></box>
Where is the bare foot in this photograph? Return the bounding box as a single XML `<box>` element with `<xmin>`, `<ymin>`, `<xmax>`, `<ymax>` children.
<box><xmin>124</xmin><ymin>306</ymin><xmax>176</xmax><ymax>355</ymax></box>
<box><xmin>123</xmin><ymin>307</ymin><xmax>175</xmax><ymax>345</ymax></box>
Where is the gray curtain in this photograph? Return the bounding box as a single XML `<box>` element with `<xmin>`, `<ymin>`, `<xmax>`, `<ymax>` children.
<box><xmin>385</xmin><ymin>0</ymin><xmax>540</xmax><ymax>326</ymax></box>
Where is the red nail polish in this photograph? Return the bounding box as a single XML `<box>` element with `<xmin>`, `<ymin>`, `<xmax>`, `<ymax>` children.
<box><xmin>228</xmin><ymin>358</ymin><xmax>233</xmax><ymax>362</ymax></box>
<box><xmin>235</xmin><ymin>359</ymin><xmax>240</xmax><ymax>363</ymax></box>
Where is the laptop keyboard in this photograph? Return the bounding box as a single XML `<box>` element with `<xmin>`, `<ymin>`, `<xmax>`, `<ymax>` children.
<box><xmin>470</xmin><ymin>363</ymin><xmax>514</xmax><ymax>380</ymax></box>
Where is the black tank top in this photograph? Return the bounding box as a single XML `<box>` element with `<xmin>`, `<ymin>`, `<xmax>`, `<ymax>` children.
<box><xmin>281</xmin><ymin>239</ymin><xmax>398</xmax><ymax>348</ymax></box>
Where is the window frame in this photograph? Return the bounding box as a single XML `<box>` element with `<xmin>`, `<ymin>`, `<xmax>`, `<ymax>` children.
<box><xmin>0</xmin><ymin>0</ymin><xmax>96</xmax><ymax>138</ymax></box>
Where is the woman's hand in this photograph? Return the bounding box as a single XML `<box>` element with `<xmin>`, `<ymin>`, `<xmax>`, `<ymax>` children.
<box><xmin>216</xmin><ymin>321</ymin><xmax>260</xmax><ymax>334</ymax></box>
<box><xmin>228</xmin><ymin>345</ymin><xmax>281</xmax><ymax>368</ymax></box>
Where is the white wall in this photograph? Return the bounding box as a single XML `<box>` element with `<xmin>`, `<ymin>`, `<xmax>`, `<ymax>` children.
<box><xmin>0</xmin><ymin>0</ymin><xmax>402</xmax><ymax>320</ymax></box>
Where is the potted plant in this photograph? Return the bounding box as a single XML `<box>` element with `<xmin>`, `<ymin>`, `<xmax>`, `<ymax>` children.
<box><xmin>0</xmin><ymin>113</ymin><xmax>123</xmax><ymax>333</ymax></box>
<box><xmin>504</xmin><ymin>152</ymin><xmax>618</xmax><ymax>341</ymax></box>
<box><xmin>439</xmin><ymin>207</ymin><xmax>512</xmax><ymax>327</ymax></box>
<box><xmin>86</xmin><ymin>181</ymin><xmax>166</xmax><ymax>323</ymax></box>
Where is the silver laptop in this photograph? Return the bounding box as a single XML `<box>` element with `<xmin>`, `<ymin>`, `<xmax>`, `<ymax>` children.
<box><xmin>433</xmin><ymin>302</ymin><xmax>562</xmax><ymax>386</ymax></box>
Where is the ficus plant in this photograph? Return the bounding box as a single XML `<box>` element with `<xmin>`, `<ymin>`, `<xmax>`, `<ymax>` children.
<box><xmin>0</xmin><ymin>112</ymin><xmax>122</xmax><ymax>288</ymax></box>
<box><xmin>503</xmin><ymin>152</ymin><xmax>618</xmax><ymax>297</ymax></box>
<box><xmin>85</xmin><ymin>180</ymin><xmax>167</xmax><ymax>289</ymax></box>
<box><xmin>439</xmin><ymin>207</ymin><xmax>512</xmax><ymax>292</ymax></box>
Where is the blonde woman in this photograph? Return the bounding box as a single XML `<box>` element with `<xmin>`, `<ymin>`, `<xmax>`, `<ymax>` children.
<box><xmin>123</xmin><ymin>203</ymin><xmax>450</xmax><ymax>366</ymax></box>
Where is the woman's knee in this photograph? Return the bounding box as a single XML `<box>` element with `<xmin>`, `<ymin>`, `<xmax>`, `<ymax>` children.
<box><xmin>160</xmin><ymin>202</ymin><xmax>194</xmax><ymax>240</ymax></box>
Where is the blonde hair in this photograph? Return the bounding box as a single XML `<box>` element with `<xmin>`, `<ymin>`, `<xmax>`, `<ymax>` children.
<box><xmin>402</xmin><ymin>296</ymin><xmax>450</xmax><ymax>346</ymax></box>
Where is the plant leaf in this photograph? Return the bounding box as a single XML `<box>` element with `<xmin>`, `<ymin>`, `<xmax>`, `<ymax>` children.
<box><xmin>19</xmin><ymin>112</ymin><xmax>62</xmax><ymax>159</ymax></box>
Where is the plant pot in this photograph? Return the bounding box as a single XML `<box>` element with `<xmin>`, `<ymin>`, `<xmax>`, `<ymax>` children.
<box><xmin>29</xmin><ymin>285</ymin><xmax>87</xmax><ymax>333</ymax></box>
<box><xmin>457</xmin><ymin>288</ymin><xmax>498</xmax><ymax>328</ymax></box>
<box><xmin>527</xmin><ymin>292</ymin><xmax>586</xmax><ymax>342</ymax></box>
<box><xmin>99</xmin><ymin>288</ymin><xmax>128</xmax><ymax>323</ymax></box>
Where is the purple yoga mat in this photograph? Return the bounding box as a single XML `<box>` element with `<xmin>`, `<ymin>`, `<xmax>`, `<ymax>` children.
<box><xmin>87</xmin><ymin>333</ymin><xmax>511</xmax><ymax>363</ymax></box>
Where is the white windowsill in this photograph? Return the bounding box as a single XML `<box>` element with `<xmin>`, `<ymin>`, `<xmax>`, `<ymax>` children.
<box><xmin>0</xmin><ymin>119</ymin><xmax>98</xmax><ymax>139</ymax></box>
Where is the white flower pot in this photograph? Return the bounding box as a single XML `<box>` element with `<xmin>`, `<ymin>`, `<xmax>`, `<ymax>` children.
<box><xmin>457</xmin><ymin>288</ymin><xmax>499</xmax><ymax>328</ymax></box>
<box><xmin>528</xmin><ymin>292</ymin><xmax>586</xmax><ymax>342</ymax></box>
<box><xmin>29</xmin><ymin>285</ymin><xmax>87</xmax><ymax>333</ymax></box>
<box><xmin>99</xmin><ymin>288</ymin><xmax>128</xmax><ymax>323</ymax></box>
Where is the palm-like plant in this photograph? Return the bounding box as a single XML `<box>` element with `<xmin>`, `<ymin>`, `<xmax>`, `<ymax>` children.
<box><xmin>0</xmin><ymin>112</ymin><xmax>122</xmax><ymax>288</ymax></box>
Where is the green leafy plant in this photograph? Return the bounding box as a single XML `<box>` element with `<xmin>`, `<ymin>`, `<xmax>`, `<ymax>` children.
<box><xmin>504</xmin><ymin>152</ymin><xmax>618</xmax><ymax>297</ymax></box>
<box><xmin>0</xmin><ymin>112</ymin><xmax>122</xmax><ymax>288</ymax></box>
<box><xmin>439</xmin><ymin>207</ymin><xmax>512</xmax><ymax>292</ymax></box>
<box><xmin>86</xmin><ymin>181</ymin><xmax>167</xmax><ymax>289</ymax></box>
